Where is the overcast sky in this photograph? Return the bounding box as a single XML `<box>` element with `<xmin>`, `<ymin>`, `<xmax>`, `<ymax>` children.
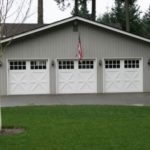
<box><xmin>7</xmin><ymin>0</ymin><xmax>150</xmax><ymax>23</ymax></box>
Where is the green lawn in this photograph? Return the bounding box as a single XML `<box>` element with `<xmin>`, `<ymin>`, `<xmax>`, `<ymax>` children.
<box><xmin>0</xmin><ymin>105</ymin><xmax>150</xmax><ymax>150</ymax></box>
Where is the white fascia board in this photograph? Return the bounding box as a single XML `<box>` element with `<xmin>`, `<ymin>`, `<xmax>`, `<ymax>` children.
<box><xmin>1</xmin><ymin>16</ymin><xmax>150</xmax><ymax>44</ymax></box>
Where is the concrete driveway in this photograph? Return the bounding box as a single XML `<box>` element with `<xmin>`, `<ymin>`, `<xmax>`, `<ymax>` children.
<box><xmin>1</xmin><ymin>93</ymin><xmax>150</xmax><ymax>107</ymax></box>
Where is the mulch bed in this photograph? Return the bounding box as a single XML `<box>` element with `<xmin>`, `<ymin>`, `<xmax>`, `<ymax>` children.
<box><xmin>0</xmin><ymin>128</ymin><xmax>25</xmax><ymax>136</ymax></box>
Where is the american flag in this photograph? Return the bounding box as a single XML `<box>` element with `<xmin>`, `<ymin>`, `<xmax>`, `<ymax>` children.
<box><xmin>77</xmin><ymin>34</ymin><xmax>83</xmax><ymax>60</ymax></box>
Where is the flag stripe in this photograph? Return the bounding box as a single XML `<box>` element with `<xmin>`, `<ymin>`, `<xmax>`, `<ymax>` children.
<box><xmin>77</xmin><ymin>35</ymin><xmax>83</xmax><ymax>59</ymax></box>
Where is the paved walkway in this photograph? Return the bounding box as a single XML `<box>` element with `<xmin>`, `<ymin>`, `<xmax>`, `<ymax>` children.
<box><xmin>1</xmin><ymin>93</ymin><xmax>150</xmax><ymax>107</ymax></box>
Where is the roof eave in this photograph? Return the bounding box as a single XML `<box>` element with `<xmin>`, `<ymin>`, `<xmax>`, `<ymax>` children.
<box><xmin>0</xmin><ymin>16</ymin><xmax>76</xmax><ymax>44</ymax></box>
<box><xmin>1</xmin><ymin>16</ymin><xmax>150</xmax><ymax>44</ymax></box>
<box><xmin>76</xmin><ymin>16</ymin><xmax>150</xmax><ymax>43</ymax></box>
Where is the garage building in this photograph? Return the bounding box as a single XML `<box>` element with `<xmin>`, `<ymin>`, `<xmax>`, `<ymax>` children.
<box><xmin>0</xmin><ymin>16</ymin><xmax>150</xmax><ymax>96</ymax></box>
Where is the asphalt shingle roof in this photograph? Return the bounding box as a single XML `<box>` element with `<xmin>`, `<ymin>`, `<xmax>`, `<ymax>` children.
<box><xmin>1</xmin><ymin>23</ymin><xmax>47</xmax><ymax>38</ymax></box>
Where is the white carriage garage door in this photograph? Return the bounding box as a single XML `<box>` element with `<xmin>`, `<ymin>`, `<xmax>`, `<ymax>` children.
<box><xmin>8</xmin><ymin>60</ymin><xmax>49</xmax><ymax>95</ymax></box>
<box><xmin>104</xmin><ymin>59</ymin><xmax>143</xmax><ymax>93</ymax></box>
<box><xmin>57</xmin><ymin>60</ymin><xmax>97</xmax><ymax>93</ymax></box>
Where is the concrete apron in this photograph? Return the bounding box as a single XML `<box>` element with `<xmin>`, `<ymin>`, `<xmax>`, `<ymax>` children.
<box><xmin>1</xmin><ymin>93</ymin><xmax>150</xmax><ymax>107</ymax></box>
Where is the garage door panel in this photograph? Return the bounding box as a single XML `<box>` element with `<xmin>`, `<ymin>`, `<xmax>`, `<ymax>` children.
<box><xmin>59</xmin><ymin>83</ymin><xmax>77</xmax><ymax>93</ymax></box>
<box><xmin>9</xmin><ymin>70</ymin><xmax>29</xmax><ymax>94</ymax></box>
<box><xmin>9</xmin><ymin>82</ymin><xmax>28</xmax><ymax>94</ymax></box>
<box><xmin>78</xmin><ymin>82</ymin><xmax>96</xmax><ymax>93</ymax></box>
<box><xmin>29</xmin><ymin>71</ymin><xmax>49</xmax><ymax>94</ymax></box>
<box><xmin>105</xmin><ymin>81</ymin><xmax>122</xmax><ymax>92</ymax></box>
<box><xmin>58</xmin><ymin>70</ymin><xmax>77</xmax><ymax>93</ymax></box>
<box><xmin>105</xmin><ymin>69</ymin><xmax>122</xmax><ymax>92</ymax></box>
<box><xmin>123</xmin><ymin>69</ymin><xmax>142</xmax><ymax>92</ymax></box>
<box><xmin>123</xmin><ymin>82</ymin><xmax>140</xmax><ymax>92</ymax></box>
<box><xmin>29</xmin><ymin>83</ymin><xmax>49</xmax><ymax>94</ymax></box>
<box><xmin>78</xmin><ymin>70</ymin><xmax>96</xmax><ymax>93</ymax></box>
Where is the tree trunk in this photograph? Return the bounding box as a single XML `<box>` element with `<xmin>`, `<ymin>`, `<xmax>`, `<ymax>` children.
<box><xmin>75</xmin><ymin>0</ymin><xmax>78</xmax><ymax>16</ymax></box>
<box><xmin>91</xmin><ymin>0</ymin><xmax>96</xmax><ymax>21</ymax></box>
<box><xmin>125</xmin><ymin>0</ymin><xmax>130</xmax><ymax>32</ymax></box>
<box><xmin>38</xmin><ymin>0</ymin><xmax>44</xmax><ymax>24</ymax></box>
<box><xmin>0</xmin><ymin>96</ymin><xmax>2</xmax><ymax>131</ymax></box>
<box><xmin>83</xmin><ymin>0</ymin><xmax>87</xmax><ymax>9</ymax></box>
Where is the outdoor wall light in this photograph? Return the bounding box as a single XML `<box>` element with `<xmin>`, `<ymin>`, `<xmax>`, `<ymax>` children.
<box><xmin>148</xmin><ymin>59</ymin><xmax>150</xmax><ymax>65</ymax></box>
<box><xmin>51</xmin><ymin>60</ymin><xmax>55</xmax><ymax>67</ymax></box>
<box><xmin>0</xmin><ymin>60</ymin><xmax>2</xmax><ymax>67</ymax></box>
<box><xmin>99</xmin><ymin>59</ymin><xmax>102</xmax><ymax>66</ymax></box>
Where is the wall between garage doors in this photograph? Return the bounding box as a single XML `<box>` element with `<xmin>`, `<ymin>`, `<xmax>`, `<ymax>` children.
<box><xmin>0</xmin><ymin>21</ymin><xmax>150</xmax><ymax>95</ymax></box>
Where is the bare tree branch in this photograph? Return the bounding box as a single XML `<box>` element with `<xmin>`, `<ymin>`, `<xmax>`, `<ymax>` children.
<box><xmin>0</xmin><ymin>0</ymin><xmax>32</xmax><ymax>131</ymax></box>
<box><xmin>0</xmin><ymin>0</ymin><xmax>32</xmax><ymax>53</ymax></box>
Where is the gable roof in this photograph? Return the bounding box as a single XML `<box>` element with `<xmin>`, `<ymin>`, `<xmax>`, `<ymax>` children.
<box><xmin>1</xmin><ymin>16</ymin><xmax>150</xmax><ymax>44</ymax></box>
<box><xmin>1</xmin><ymin>23</ymin><xmax>46</xmax><ymax>38</ymax></box>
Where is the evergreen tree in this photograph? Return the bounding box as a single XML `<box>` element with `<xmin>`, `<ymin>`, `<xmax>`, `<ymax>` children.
<box><xmin>55</xmin><ymin>0</ymin><xmax>96</xmax><ymax>20</ymax></box>
<box><xmin>142</xmin><ymin>6</ymin><xmax>150</xmax><ymax>38</ymax></box>
<box><xmin>97</xmin><ymin>0</ymin><xmax>142</xmax><ymax>35</ymax></box>
<box><xmin>72</xmin><ymin>0</ymin><xmax>91</xmax><ymax>19</ymax></box>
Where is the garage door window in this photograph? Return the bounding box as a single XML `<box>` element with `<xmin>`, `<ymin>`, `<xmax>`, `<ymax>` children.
<box><xmin>30</xmin><ymin>60</ymin><xmax>46</xmax><ymax>70</ymax></box>
<box><xmin>58</xmin><ymin>60</ymin><xmax>74</xmax><ymax>69</ymax></box>
<box><xmin>9</xmin><ymin>61</ymin><xmax>26</xmax><ymax>70</ymax></box>
<box><xmin>105</xmin><ymin>60</ymin><xmax>120</xmax><ymax>69</ymax></box>
<box><xmin>78</xmin><ymin>60</ymin><xmax>94</xmax><ymax>69</ymax></box>
<box><xmin>124</xmin><ymin>60</ymin><xmax>139</xmax><ymax>68</ymax></box>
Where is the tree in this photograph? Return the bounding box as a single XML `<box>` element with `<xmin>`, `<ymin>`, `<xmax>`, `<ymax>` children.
<box><xmin>75</xmin><ymin>0</ymin><xmax>78</xmax><ymax>15</ymax></box>
<box><xmin>0</xmin><ymin>0</ymin><xmax>31</xmax><ymax>132</ymax></box>
<box><xmin>125</xmin><ymin>0</ymin><xmax>130</xmax><ymax>31</ymax></box>
<box><xmin>54</xmin><ymin>0</ymin><xmax>71</xmax><ymax>11</ymax></box>
<box><xmin>142</xmin><ymin>6</ymin><xmax>150</xmax><ymax>38</ymax></box>
<box><xmin>97</xmin><ymin>12</ymin><xmax>121</xmax><ymax>29</ymax></box>
<box><xmin>54</xmin><ymin>0</ymin><xmax>90</xmax><ymax>18</ymax></box>
<box><xmin>54</xmin><ymin>0</ymin><xmax>96</xmax><ymax>20</ymax></box>
<box><xmin>97</xmin><ymin>0</ymin><xmax>142</xmax><ymax>35</ymax></box>
<box><xmin>72</xmin><ymin>0</ymin><xmax>91</xmax><ymax>19</ymax></box>
<box><xmin>38</xmin><ymin>0</ymin><xmax>44</xmax><ymax>24</ymax></box>
<box><xmin>91</xmin><ymin>0</ymin><xmax>96</xmax><ymax>20</ymax></box>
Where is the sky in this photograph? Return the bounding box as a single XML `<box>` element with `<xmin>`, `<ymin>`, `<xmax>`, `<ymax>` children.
<box><xmin>6</xmin><ymin>0</ymin><xmax>150</xmax><ymax>23</ymax></box>
<box><xmin>42</xmin><ymin>0</ymin><xmax>150</xmax><ymax>23</ymax></box>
